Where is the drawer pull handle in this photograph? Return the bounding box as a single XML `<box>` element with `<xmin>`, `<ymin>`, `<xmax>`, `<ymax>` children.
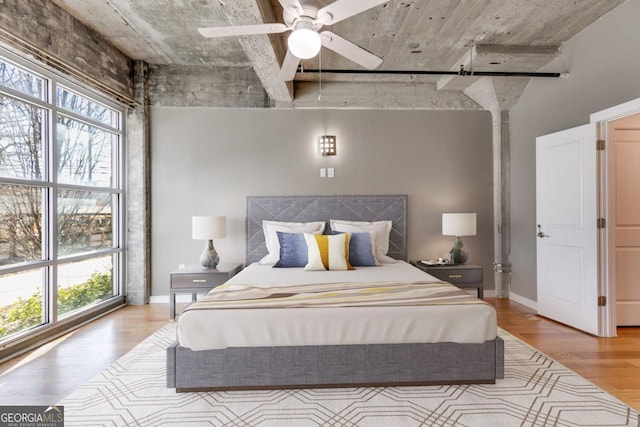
<box><xmin>192</xmin><ymin>279</ymin><xmax>207</xmax><ymax>283</ymax></box>
<box><xmin>448</xmin><ymin>274</ymin><xmax>463</xmax><ymax>279</ymax></box>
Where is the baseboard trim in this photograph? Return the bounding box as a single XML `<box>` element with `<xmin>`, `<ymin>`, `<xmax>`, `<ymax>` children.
<box><xmin>150</xmin><ymin>294</ymin><xmax>206</xmax><ymax>304</ymax></box>
<box><xmin>509</xmin><ymin>292</ymin><xmax>537</xmax><ymax>311</ymax></box>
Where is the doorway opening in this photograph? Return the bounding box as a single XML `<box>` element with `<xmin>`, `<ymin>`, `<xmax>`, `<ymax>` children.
<box><xmin>592</xmin><ymin>97</ymin><xmax>640</xmax><ymax>336</ymax></box>
<box><xmin>609</xmin><ymin>112</ymin><xmax>640</xmax><ymax>328</ymax></box>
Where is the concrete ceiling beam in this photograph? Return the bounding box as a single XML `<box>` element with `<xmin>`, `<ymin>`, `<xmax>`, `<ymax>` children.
<box><xmin>148</xmin><ymin>65</ymin><xmax>269</xmax><ymax>108</ymax></box>
<box><xmin>53</xmin><ymin>0</ymin><xmax>293</xmax><ymax>103</ymax></box>
<box><xmin>283</xmin><ymin>81</ymin><xmax>482</xmax><ymax>110</ymax></box>
<box><xmin>52</xmin><ymin>0</ymin><xmax>177</xmax><ymax>63</ymax></box>
<box><xmin>215</xmin><ymin>0</ymin><xmax>293</xmax><ymax>103</ymax></box>
<box><xmin>437</xmin><ymin>44</ymin><xmax>561</xmax><ymax>91</ymax></box>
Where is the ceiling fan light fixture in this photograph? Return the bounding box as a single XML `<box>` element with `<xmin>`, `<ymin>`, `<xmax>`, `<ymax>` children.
<box><xmin>288</xmin><ymin>28</ymin><xmax>321</xmax><ymax>59</ymax></box>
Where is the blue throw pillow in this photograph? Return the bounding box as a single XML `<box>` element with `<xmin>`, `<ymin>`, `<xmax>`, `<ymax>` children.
<box><xmin>331</xmin><ymin>231</ymin><xmax>377</xmax><ymax>266</ymax></box>
<box><xmin>273</xmin><ymin>232</ymin><xmax>308</xmax><ymax>267</ymax></box>
<box><xmin>347</xmin><ymin>232</ymin><xmax>377</xmax><ymax>266</ymax></box>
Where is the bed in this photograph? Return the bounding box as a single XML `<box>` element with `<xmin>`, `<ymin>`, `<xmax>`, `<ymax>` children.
<box><xmin>167</xmin><ymin>195</ymin><xmax>504</xmax><ymax>391</ymax></box>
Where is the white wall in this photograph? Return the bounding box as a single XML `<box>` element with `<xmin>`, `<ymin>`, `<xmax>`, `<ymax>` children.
<box><xmin>150</xmin><ymin>108</ymin><xmax>493</xmax><ymax>296</ymax></box>
<box><xmin>510</xmin><ymin>0</ymin><xmax>640</xmax><ymax>301</ymax></box>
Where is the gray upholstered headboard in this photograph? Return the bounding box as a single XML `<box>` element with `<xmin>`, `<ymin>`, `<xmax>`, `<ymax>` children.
<box><xmin>246</xmin><ymin>194</ymin><xmax>408</xmax><ymax>264</ymax></box>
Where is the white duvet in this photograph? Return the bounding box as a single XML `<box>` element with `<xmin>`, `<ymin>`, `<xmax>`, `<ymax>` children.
<box><xmin>177</xmin><ymin>261</ymin><xmax>497</xmax><ymax>350</ymax></box>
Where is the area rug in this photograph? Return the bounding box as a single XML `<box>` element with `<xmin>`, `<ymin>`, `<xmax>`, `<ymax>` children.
<box><xmin>59</xmin><ymin>324</ymin><xmax>639</xmax><ymax>426</ymax></box>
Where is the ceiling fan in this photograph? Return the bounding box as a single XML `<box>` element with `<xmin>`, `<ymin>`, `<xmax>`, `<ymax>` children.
<box><xmin>198</xmin><ymin>0</ymin><xmax>389</xmax><ymax>81</ymax></box>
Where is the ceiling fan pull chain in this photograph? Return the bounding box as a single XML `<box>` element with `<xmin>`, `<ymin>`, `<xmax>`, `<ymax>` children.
<box><xmin>318</xmin><ymin>48</ymin><xmax>322</xmax><ymax>101</ymax></box>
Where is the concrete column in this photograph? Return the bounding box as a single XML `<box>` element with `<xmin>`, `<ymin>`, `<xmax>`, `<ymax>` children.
<box><xmin>495</xmin><ymin>110</ymin><xmax>512</xmax><ymax>298</ymax></box>
<box><xmin>125</xmin><ymin>60</ymin><xmax>151</xmax><ymax>304</ymax></box>
<box><xmin>463</xmin><ymin>78</ymin><xmax>512</xmax><ymax>298</ymax></box>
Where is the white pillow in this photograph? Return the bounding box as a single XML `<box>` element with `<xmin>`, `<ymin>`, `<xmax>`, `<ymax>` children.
<box><xmin>259</xmin><ymin>220</ymin><xmax>325</xmax><ymax>265</ymax></box>
<box><xmin>330</xmin><ymin>219</ymin><xmax>396</xmax><ymax>263</ymax></box>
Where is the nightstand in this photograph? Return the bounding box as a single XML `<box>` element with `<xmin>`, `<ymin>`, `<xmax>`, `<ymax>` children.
<box><xmin>169</xmin><ymin>263</ymin><xmax>242</xmax><ymax>319</ymax></box>
<box><xmin>410</xmin><ymin>261</ymin><xmax>484</xmax><ymax>299</ymax></box>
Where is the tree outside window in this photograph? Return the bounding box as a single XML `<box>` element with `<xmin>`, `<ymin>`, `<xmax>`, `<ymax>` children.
<box><xmin>0</xmin><ymin>57</ymin><xmax>122</xmax><ymax>341</ymax></box>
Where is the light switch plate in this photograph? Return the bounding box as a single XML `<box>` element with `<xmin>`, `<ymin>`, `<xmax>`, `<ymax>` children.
<box><xmin>320</xmin><ymin>168</ymin><xmax>326</xmax><ymax>177</ymax></box>
<box><xmin>328</xmin><ymin>168</ymin><xmax>335</xmax><ymax>178</ymax></box>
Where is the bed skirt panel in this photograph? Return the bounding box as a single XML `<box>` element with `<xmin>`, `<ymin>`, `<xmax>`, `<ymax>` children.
<box><xmin>167</xmin><ymin>337</ymin><xmax>504</xmax><ymax>391</ymax></box>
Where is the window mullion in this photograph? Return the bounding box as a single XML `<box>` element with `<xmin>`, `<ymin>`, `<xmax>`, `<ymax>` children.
<box><xmin>117</xmin><ymin>119</ymin><xmax>126</xmax><ymax>297</ymax></box>
<box><xmin>48</xmin><ymin>79</ymin><xmax>58</xmax><ymax>325</ymax></box>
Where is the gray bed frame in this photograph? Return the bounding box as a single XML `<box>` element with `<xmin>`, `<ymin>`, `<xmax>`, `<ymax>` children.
<box><xmin>167</xmin><ymin>195</ymin><xmax>504</xmax><ymax>391</ymax></box>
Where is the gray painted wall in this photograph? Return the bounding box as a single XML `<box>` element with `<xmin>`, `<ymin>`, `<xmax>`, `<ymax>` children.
<box><xmin>151</xmin><ymin>108</ymin><xmax>493</xmax><ymax>297</ymax></box>
<box><xmin>510</xmin><ymin>0</ymin><xmax>640</xmax><ymax>301</ymax></box>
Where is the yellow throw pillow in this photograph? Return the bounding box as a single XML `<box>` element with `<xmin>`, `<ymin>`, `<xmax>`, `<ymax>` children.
<box><xmin>303</xmin><ymin>233</ymin><xmax>354</xmax><ymax>271</ymax></box>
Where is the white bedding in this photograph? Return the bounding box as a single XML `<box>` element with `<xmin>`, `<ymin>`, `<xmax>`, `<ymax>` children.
<box><xmin>177</xmin><ymin>261</ymin><xmax>497</xmax><ymax>351</ymax></box>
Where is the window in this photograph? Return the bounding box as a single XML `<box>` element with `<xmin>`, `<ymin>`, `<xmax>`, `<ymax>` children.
<box><xmin>0</xmin><ymin>51</ymin><xmax>125</xmax><ymax>343</ymax></box>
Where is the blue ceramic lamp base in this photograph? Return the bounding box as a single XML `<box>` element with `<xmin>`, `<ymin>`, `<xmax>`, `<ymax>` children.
<box><xmin>199</xmin><ymin>239</ymin><xmax>219</xmax><ymax>268</ymax></box>
<box><xmin>449</xmin><ymin>236</ymin><xmax>469</xmax><ymax>264</ymax></box>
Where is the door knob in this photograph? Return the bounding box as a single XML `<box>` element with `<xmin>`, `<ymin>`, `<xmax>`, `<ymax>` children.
<box><xmin>537</xmin><ymin>224</ymin><xmax>549</xmax><ymax>238</ymax></box>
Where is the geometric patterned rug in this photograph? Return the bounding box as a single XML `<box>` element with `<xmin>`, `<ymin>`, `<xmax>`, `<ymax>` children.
<box><xmin>59</xmin><ymin>324</ymin><xmax>640</xmax><ymax>427</ymax></box>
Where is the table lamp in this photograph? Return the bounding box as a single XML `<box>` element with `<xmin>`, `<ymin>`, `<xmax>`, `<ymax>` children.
<box><xmin>442</xmin><ymin>213</ymin><xmax>476</xmax><ymax>264</ymax></box>
<box><xmin>192</xmin><ymin>216</ymin><xmax>226</xmax><ymax>268</ymax></box>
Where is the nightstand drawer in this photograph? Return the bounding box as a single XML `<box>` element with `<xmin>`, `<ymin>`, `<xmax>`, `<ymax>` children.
<box><xmin>170</xmin><ymin>274</ymin><xmax>228</xmax><ymax>289</ymax></box>
<box><xmin>430</xmin><ymin>269</ymin><xmax>482</xmax><ymax>284</ymax></box>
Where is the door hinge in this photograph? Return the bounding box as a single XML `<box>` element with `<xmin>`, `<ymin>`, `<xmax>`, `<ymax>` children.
<box><xmin>596</xmin><ymin>139</ymin><xmax>605</xmax><ymax>150</ymax></box>
<box><xmin>598</xmin><ymin>296</ymin><xmax>607</xmax><ymax>307</ymax></box>
<box><xmin>597</xmin><ymin>218</ymin><xmax>606</xmax><ymax>229</ymax></box>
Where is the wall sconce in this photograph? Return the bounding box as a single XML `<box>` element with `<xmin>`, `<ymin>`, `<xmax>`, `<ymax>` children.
<box><xmin>318</xmin><ymin>135</ymin><xmax>337</xmax><ymax>156</ymax></box>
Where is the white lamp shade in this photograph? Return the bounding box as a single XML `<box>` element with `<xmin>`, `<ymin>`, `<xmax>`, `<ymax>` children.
<box><xmin>442</xmin><ymin>213</ymin><xmax>477</xmax><ymax>236</ymax></box>
<box><xmin>288</xmin><ymin>28</ymin><xmax>322</xmax><ymax>59</ymax></box>
<box><xmin>192</xmin><ymin>216</ymin><xmax>226</xmax><ymax>240</ymax></box>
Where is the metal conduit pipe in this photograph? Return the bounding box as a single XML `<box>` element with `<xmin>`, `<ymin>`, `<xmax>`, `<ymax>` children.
<box><xmin>298</xmin><ymin>68</ymin><xmax>568</xmax><ymax>78</ymax></box>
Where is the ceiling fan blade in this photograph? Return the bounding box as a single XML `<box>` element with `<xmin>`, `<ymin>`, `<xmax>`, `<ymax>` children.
<box><xmin>277</xmin><ymin>0</ymin><xmax>304</xmax><ymax>16</ymax></box>
<box><xmin>279</xmin><ymin>49</ymin><xmax>301</xmax><ymax>81</ymax></box>
<box><xmin>316</xmin><ymin>0</ymin><xmax>389</xmax><ymax>25</ymax></box>
<box><xmin>320</xmin><ymin>31</ymin><xmax>383</xmax><ymax>69</ymax></box>
<box><xmin>198</xmin><ymin>23</ymin><xmax>289</xmax><ymax>38</ymax></box>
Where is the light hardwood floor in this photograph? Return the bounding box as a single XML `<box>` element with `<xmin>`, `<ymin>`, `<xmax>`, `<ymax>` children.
<box><xmin>0</xmin><ymin>299</ymin><xmax>639</xmax><ymax>411</ymax></box>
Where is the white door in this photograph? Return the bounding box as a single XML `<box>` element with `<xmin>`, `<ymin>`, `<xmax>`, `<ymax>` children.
<box><xmin>536</xmin><ymin>123</ymin><xmax>600</xmax><ymax>335</ymax></box>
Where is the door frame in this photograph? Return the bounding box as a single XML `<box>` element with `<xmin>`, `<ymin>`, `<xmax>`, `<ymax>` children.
<box><xmin>591</xmin><ymin>98</ymin><xmax>640</xmax><ymax>337</ymax></box>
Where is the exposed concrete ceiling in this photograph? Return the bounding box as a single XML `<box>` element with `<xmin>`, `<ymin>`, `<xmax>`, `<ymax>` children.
<box><xmin>51</xmin><ymin>0</ymin><xmax>626</xmax><ymax>108</ymax></box>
